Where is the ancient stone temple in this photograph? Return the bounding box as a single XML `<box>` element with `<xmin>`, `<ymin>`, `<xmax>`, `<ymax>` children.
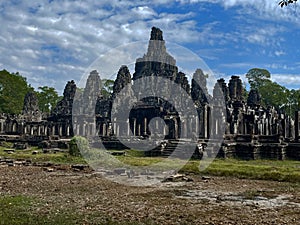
<box><xmin>1</xmin><ymin>26</ymin><xmax>300</xmax><ymax>160</ymax></box>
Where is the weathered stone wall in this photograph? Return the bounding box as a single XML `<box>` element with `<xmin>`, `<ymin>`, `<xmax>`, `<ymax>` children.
<box><xmin>1</xmin><ymin>27</ymin><xmax>300</xmax><ymax>160</ymax></box>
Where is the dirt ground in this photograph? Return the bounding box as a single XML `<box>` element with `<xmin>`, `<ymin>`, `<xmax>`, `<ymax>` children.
<box><xmin>1</xmin><ymin>164</ymin><xmax>300</xmax><ymax>225</ymax></box>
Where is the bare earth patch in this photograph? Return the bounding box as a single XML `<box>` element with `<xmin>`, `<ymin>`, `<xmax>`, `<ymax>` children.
<box><xmin>0</xmin><ymin>165</ymin><xmax>300</xmax><ymax>225</ymax></box>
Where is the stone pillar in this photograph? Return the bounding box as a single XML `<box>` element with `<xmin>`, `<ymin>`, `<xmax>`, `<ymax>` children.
<box><xmin>174</xmin><ymin>118</ymin><xmax>178</xmax><ymax>139</ymax></box>
<box><xmin>138</xmin><ymin>124</ymin><xmax>141</xmax><ymax>136</ymax></box>
<box><xmin>82</xmin><ymin>123</ymin><xmax>86</xmax><ymax>136</ymax></box>
<box><xmin>183</xmin><ymin>119</ymin><xmax>187</xmax><ymax>138</ymax></box>
<box><xmin>204</xmin><ymin>105</ymin><xmax>210</xmax><ymax>139</ymax></box>
<box><xmin>91</xmin><ymin>123</ymin><xmax>95</xmax><ymax>136</ymax></box>
<box><xmin>37</xmin><ymin>126</ymin><xmax>41</xmax><ymax>136</ymax></box>
<box><xmin>101</xmin><ymin>123</ymin><xmax>104</xmax><ymax>136</ymax></box>
<box><xmin>295</xmin><ymin>111</ymin><xmax>300</xmax><ymax>141</ymax></box>
<box><xmin>59</xmin><ymin>125</ymin><xmax>63</xmax><ymax>137</ymax></box>
<box><xmin>113</xmin><ymin>118</ymin><xmax>117</xmax><ymax>136</ymax></box>
<box><xmin>144</xmin><ymin>117</ymin><xmax>147</xmax><ymax>135</ymax></box>
<box><xmin>67</xmin><ymin>126</ymin><xmax>70</xmax><ymax>136</ymax></box>
<box><xmin>189</xmin><ymin>117</ymin><xmax>193</xmax><ymax>138</ymax></box>
<box><xmin>133</xmin><ymin>119</ymin><xmax>136</xmax><ymax>136</ymax></box>
<box><xmin>127</xmin><ymin>119</ymin><xmax>130</xmax><ymax>137</ymax></box>
<box><xmin>76</xmin><ymin>124</ymin><xmax>80</xmax><ymax>136</ymax></box>
<box><xmin>195</xmin><ymin>115</ymin><xmax>199</xmax><ymax>139</ymax></box>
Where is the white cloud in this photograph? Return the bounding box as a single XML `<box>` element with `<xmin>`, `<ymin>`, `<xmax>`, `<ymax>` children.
<box><xmin>274</xmin><ymin>50</ymin><xmax>286</xmax><ymax>57</ymax></box>
<box><xmin>0</xmin><ymin>0</ymin><xmax>203</xmax><ymax>94</ymax></box>
<box><xmin>0</xmin><ymin>0</ymin><xmax>298</xmax><ymax>94</ymax></box>
<box><xmin>272</xmin><ymin>74</ymin><xmax>300</xmax><ymax>87</ymax></box>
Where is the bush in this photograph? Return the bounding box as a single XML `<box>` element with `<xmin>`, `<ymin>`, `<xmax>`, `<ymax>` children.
<box><xmin>69</xmin><ymin>136</ymin><xmax>89</xmax><ymax>157</ymax></box>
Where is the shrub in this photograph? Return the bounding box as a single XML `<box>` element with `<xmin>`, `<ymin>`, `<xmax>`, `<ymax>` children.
<box><xmin>69</xmin><ymin>136</ymin><xmax>89</xmax><ymax>157</ymax></box>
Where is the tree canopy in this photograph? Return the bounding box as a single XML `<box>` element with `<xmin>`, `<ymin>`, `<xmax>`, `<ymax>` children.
<box><xmin>36</xmin><ymin>86</ymin><xmax>62</xmax><ymax>113</ymax></box>
<box><xmin>0</xmin><ymin>69</ymin><xmax>62</xmax><ymax>114</ymax></box>
<box><xmin>278</xmin><ymin>0</ymin><xmax>297</xmax><ymax>7</ymax></box>
<box><xmin>0</xmin><ymin>70</ymin><xmax>33</xmax><ymax>114</ymax></box>
<box><xmin>246</xmin><ymin>68</ymin><xmax>271</xmax><ymax>90</ymax></box>
<box><xmin>101</xmin><ymin>79</ymin><xmax>114</xmax><ymax>98</ymax></box>
<box><xmin>246</xmin><ymin>68</ymin><xmax>300</xmax><ymax>117</ymax></box>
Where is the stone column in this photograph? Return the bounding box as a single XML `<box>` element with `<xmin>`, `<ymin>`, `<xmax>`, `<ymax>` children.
<box><xmin>116</xmin><ymin>124</ymin><xmax>120</xmax><ymax>137</ymax></box>
<box><xmin>182</xmin><ymin>119</ymin><xmax>187</xmax><ymax>138</ymax></box>
<box><xmin>144</xmin><ymin>117</ymin><xmax>147</xmax><ymax>135</ymax></box>
<box><xmin>101</xmin><ymin>123</ymin><xmax>105</xmax><ymax>136</ymax></box>
<box><xmin>113</xmin><ymin>118</ymin><xmax>117</xmax><ymax>135</ymax></box>
<box><xmin>66</xmin><ymin>126</ymin><xmax>70</xmax><ymax>137</ymax></box>
<box><xmin>91</xmin><ymin>123</ymin><xmax>95</xmax><ymax>136</ymax></box>
<box><xmin>164</xmin><ymin>123</ymin><xmax>168</xmax><ymax>136</ymax></box>
<box><xmin>133</xmin><ymin>118</ymin><xmax>136</xmax><ymax>136</ymax></box>
<box><xmin>59</xmin><ymin>125</ymin><xmax>62</xmax><ymax>137</ymax></box>
<box><xmin>295</xmin><ymin>111</ymin><xmax>300</xmax><ymax>141</ymax></box>
<box><xmin>82</xmin><ymin>123</ymin><xmax>86</xmax><ymax>136</ymax></box>
<box><xmin>76</xmin><ymin>124</ymin><xmax>80</xmax><ymax>136</ymax></box>
<box><xmin>138</xmin><ymin>124</ymin><xmax>141</xmax><ymax>136</ymax></box>
<box><xmin>127</xmin><ymin>119</ymin><xmax>130</xmax><ymax>137</ymax></box>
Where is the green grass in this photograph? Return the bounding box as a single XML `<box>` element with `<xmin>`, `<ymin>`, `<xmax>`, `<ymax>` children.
<box><xmin>115</xmin><ymin>154</ymin><xmax>300</xmax><ymax>182</ymax></box>
<box><xmin>181</xmin><ymin>158</ymin><xmax>300</xmax><ymax>183</ymax></box>
<box><xmin>0</xmin><ymin>146</ymin><xmax>86</xmax><ymax>164</ymax></box>
<box><xmin>1</xmin><ymin>144</ymin><xmax>300</xmax><ymax>182</ymax></box>
<box><xmin>0</xmin><ymin>195</ymin><xmax>156</xmax><ymax>225</ymax></box>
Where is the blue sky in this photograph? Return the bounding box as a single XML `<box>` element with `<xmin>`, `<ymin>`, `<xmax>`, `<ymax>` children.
<box><xmin>0</xmin><ymin>0</ymin><xmax>299</xmax><ymax>94</ymax></box>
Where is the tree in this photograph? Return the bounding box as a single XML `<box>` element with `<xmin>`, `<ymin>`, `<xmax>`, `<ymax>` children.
<box><xmin>287</xmin><ymin>89</ymin><xmax>300</xmax><ymax>116</ymax></box>
<box><xmin>0</xmin><ymin>70</ymin><xmax>33</xmax><ymax>114</ymax></box>
<box><xmin>278</xmin><ymin>0</ymin><xmax>297</xmax><ymax>7</ymax></box>
<box><xmin>246</xmin><ymin>68</ymin><xmax>300</xmax><ymax>117</ymax></box>
<box><xmin>101</xmin><ymin>79</ymin><xmax>114</xmax><ymax>98</ymax></box>
<box><xmin>69</xmin><ymin>136</ymin><xmax>89</xmax><ymax>157</ymax></box>
<box><xmin>245</xmin><ymin>68</ymin><xmax>271</xmax><ymax>90</ymax></box>
<box><xmin>258</xmin><ymin>79</ymin><xmax>289</xmax><ymax>110</ymax></box>
<box><xmin>36</xmin><ymin>86</ymin><xmax>61</xmax><ymax>113</ymax></box>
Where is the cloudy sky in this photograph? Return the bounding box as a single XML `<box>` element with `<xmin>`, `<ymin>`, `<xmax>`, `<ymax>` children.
<box><xmin>0</xmin><ymin>0</ymin><xmax>299</xmax><ymax>94</ymax></box>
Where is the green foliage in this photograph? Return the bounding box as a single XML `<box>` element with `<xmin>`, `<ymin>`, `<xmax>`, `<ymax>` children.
<box><xmin>259</xmin><ymin>79</ymin><xmax>289</xmax><ymax>109</ymax></box>
<box><xmin>279</xmin><ymin>0</ymin><xmax>297</xmax><ymax>7</ymax></box>
<box><xmin>181</xmin><ymin>158</ymin><xmax>300</xmax><ymax>182</ymax></box>
<box><xmin>246</xmin><ymin>68</ymin><xmax>300</xmax><ymax>117</ymax></box>
<box><xmin>246</xmin><ymin>68</ymin><xmax>271</xmax><ymax>90</ymax></box>
<box><xmin>69</xmin><ymin>136</ymin><xmax>89</xmax><ymax>157</ymax></box>
<box><xmin>36</xmin><ymin>86</ymin><xmax>62</xmax><ymax>113</ymax></box>
<box><xmin>0</xmin><ymin>70</ymin><xmax>33</xmax><ymax>114</ymax></box>
<box><xmin>289</xmin><ymin>89</ymin><xmax>300</xmax><ymax>115</ymax></box>
<box><xmin>101</xmin><ymin>79</ymin><xmax>114</xmax><ymax>98</ymax></box>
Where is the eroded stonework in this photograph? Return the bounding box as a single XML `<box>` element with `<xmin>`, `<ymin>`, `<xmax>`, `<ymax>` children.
<box><xmin>1</xmin><ymin>27</ymin><xmax>300</xmax><ymax>160</ymax></box>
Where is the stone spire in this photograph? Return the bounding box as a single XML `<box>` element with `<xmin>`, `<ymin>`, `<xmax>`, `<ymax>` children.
<box><xmin>112</xmin><ymin>65</ymin><xmax>132</xmax><ymax>98</ymax></box>
<box><xmin>191</xmin><ymin>69</ymin><xmax>209</xmax><ymax>105</ymax></box>
<box><xmin>82</xmin><ymin>70</ymin><xmax>102</xmax><ymax>114</ymax></box>
<box><xmin>52</xmin><ymin>80</ymin><xmax>76</xmax><ymax>116</ymax></box>
<box><xmin>213</xmin><ymin>78</ymin><xmax>229</xmax><ymax>103</ymax></box>
<box><xmin>150</xmin><ymin>27</ymin><xmax>163</xmax><ymax>41</ymax></box>
<box><xmin>133</xmin><ymin>27</ymin><xmax>177</xmax><ymax>80</ymax></box>
<box><xmin>228</xmin><ymin>76</ymin><xmax>244</xmax><ymax>102</ymax></box>
<box><xmin>23</xmin><ymin>91</ymin><xmax>39</xmax><ymax>114</ymax></box>
<box><xmin>247</xmin><ymin>89</ymin><xmax>261</xmax><ymax>107</ymax></box>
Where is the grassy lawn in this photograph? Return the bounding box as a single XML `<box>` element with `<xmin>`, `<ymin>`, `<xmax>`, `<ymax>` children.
<box><xmin>118</xmin><ymin>152</ymin><xmax>300</xmax><ymax>183</ymax></box>
<box><xmin>1</xmin><ymin>144</ymin><xmax>300</xmax><ymax>183</ymax></box>
<box><xmin>182</xmin><ymin>158</ymin><xmax>300</xmax><ymax>183</ymax></box>
<box><xmin>0</xmin><ymin>144</ymin><xmax>86</xmax><ymax>164</ymax></box>
<box><xmin>0</xmin><ymin>195</ymin><xmax>144</xmax><ymax>225</ymax></box>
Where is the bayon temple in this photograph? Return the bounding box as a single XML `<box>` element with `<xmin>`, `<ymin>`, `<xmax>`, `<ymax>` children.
<box><xmin>1</xmin><ymin>27</ymin><xmax>300</xmax><ymax>160</ymax></box>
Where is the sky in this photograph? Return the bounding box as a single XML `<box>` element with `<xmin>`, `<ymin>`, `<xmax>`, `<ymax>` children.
<box><xmin>0</xmin><ymin>0</ymin><xmax>299</xmax><ymax>94</ymax></box>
